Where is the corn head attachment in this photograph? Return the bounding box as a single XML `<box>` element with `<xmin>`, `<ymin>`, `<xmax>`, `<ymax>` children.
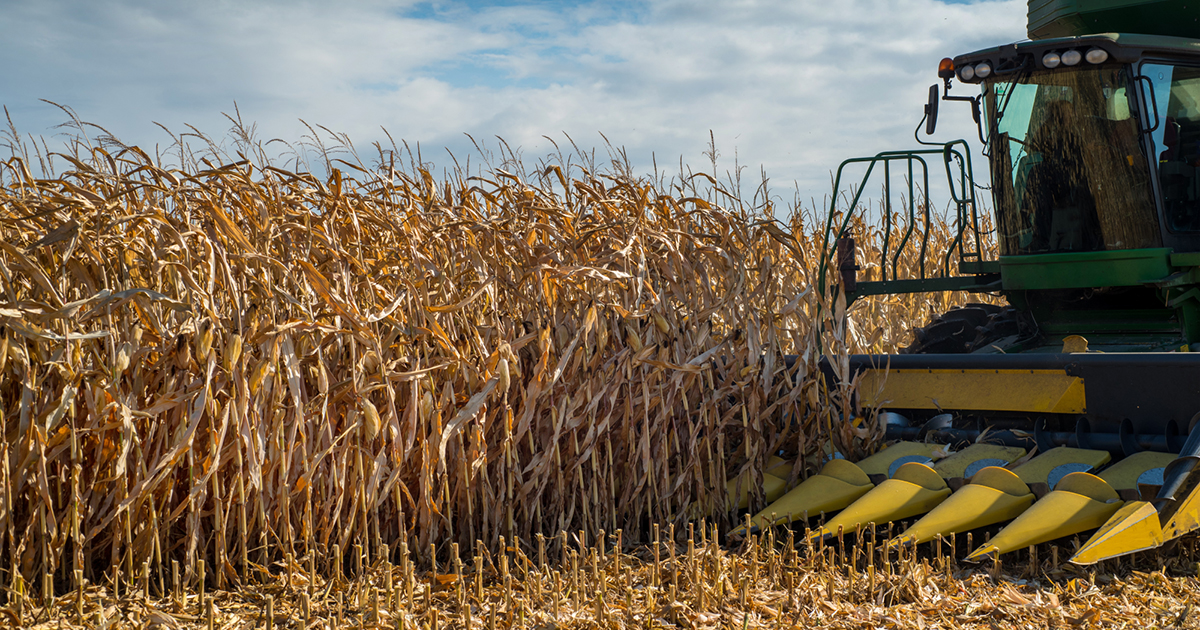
<box><xmin>1071</xmin><ymin>424</ymin><xmax>1200</xmax><ymax>564</ymax></box>
<box><xmin>890</xmin><ymin>446</ymin><xmax>1134</xmax><ymax>550</ymax></box>
<box><xmin>808</xmin><ymin>443</ymin><xmax>1025</xmax><ymax>543</ymax></box>
<box><xmin>730</xmin><ymin>442</ymin><xmax>945</xmax><ymax>537</ymax></box>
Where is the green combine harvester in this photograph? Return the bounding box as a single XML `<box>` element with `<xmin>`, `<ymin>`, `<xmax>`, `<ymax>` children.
<box><xmin>735</xmin><ymin>0</ymin><xmax>1200</xmax><ymax>565</ymax></box>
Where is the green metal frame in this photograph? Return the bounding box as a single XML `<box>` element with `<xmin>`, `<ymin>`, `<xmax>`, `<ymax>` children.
<box><xmin>815</xmin><ymin>136</ymin><xmax>1200</xmax><ymax>351</ymax></box>
<box><xmin>993</xmin><ymin>247</ymin><xmax>1200</xmax><ymax>352</ymax></box>
<box><xmin>817</xmin><ymin>140</ymin><xmax>996</xmax><ymax>301</ymax></box>
<box><xmin>999</xmin><ymin>248</ymin><xmax>1174</xmax><ymax>290</ymax></box>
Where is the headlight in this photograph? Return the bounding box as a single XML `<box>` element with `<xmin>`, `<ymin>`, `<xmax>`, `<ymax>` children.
<box><xmin>959</xmin><ymin>64</ymin><xmax>975</xmax><ymax>81</ymax></box>
<box><xmin>975</xmin><ymin>62</ymin><xmax>992</xmax><ymax>79</ymax></box>
<box><xmin>1062</xmin><ymin>49</ymin><xmax>1082</xmax><ymax>66</ymax></box>
<box><xmin>1043</xmin><ymin>52</ymin><xmax>1061</xmax><ymax>69</ymax></box>
<box><xmin>1086</xmin><ymin>48</ymin><xmax>1109</xmax><ymax>64</ymax></box>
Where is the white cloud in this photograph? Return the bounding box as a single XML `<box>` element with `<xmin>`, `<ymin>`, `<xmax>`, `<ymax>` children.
<box><xmin>1</xmin><ymin>0</ymin><xmax>1025</xmax><ymax>203</ymax></box>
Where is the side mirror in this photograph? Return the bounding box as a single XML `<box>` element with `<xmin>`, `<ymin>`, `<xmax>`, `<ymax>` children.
<box><xmin>924</xmin><ymin>84</ymin><xmax>940</xmax><ymax>136</ymax></box>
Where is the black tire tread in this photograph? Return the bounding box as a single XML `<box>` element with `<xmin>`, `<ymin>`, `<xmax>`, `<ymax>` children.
<box><xmin>901</xmin><ymin>304</ymin><xmax>1020</xmax><ymax>354</ymax></box>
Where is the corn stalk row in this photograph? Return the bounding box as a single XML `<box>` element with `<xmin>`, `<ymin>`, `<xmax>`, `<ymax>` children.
<box><xmin>0</xmin><ymin>133</ymin><xmax>986</xmax><ymax>589</ymax></box>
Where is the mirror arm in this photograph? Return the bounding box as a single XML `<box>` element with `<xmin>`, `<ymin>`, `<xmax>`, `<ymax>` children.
<box><xmin>917</xmin><ymin>75</ymin><xmax>986</xmax><ymax>148</ymax></box>
<box><xmin>914</xmin><ymin>112</ymin><xmax>940</xmax><ymax>146</ymax></box>
<box><xmin>942</xmin><ymin>77</ymin><xmax>988</xmax><ymax>146</ymax></box>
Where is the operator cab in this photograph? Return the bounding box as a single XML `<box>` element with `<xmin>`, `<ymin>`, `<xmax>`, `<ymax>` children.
<box><xmin>952</xmin><ymin>34</ymin><xmax>1200</xmax><ymax>256</ymax></box>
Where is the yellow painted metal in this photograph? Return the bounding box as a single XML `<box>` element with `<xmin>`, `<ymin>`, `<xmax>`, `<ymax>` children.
<box><xmin>766</xmin><ymin>456</ymin><xmax>793</xmax><ymax>478</ymax></box>
<box><xmin>1069</xmin><ymin>457</ymin><xmax>1200</xmax><ymax>564</ymax></box>
<box><xmin>731</xmin><ymin>459</ymin><xmax>874</xmax><ymax>535</ymax></box>
<box><xmin>1062</xmin><ymin>335</ymin><xmax>1088</xmax><ymax>353</ymax></box>
<box><xmin>891</xmin><ymin>466</ymin><xmax>1034</xmax><ymax>547</ymax></box>
<box><xmin>1162</xmin><ymin>474</ymin><xmax>1200</xmax><ymax>540</ymax></box>
<box><xmin>893</xmin><ymin>461</ymin><xmax>950</xmax><ymax>488</ymax></box>
<box><xmin>729</xmin><ymin>441</ymin><xmax>950</xmax><ymax>535</ymax></box>
<box><xmin>1051</xmin><ymin>470</ymin><xmax>1121</xmax><ymax>502</ymax></box>
<box><xmin>1070</xmin><ymin>501</ymin><xmax>1163</xmax><ymax>565</ymax></box>
<box><xmin>726</xmin><ymin>472</ymin><xmax>788</xmax><ymax>510</ymax></box>
<box><xmin>806</xmin><ymin>444</ymin><xmax>1025</xmax><ymax>540</ymax></box>
<box><xmin>858</xmin><ymin>368</ymin><xmax>1086</xmax><ymax>414</ymax></box>
<box><xmin>736</xmin><ymin>441</ymin><xmax>993</xmax><ymax>536</ymax></box>
<box><xmin>725</xmin><ymin>457</ymin><xmax>795</xmax><ymax>513</ymax></box>
<box><xmin>971</xmin><ymin>465</ymin><xmax>1033</xmax><ymax>495</ymax></box>
<box><xmin>888</xmin><ymin>444</ymin><xmax>1099</xmax><ymax>547</ymax></box>
<box><xmin>854</xmin><ymin>442</ymin><xmax>943</xmax><ymax>477</ymax></box>
<box><xmin>934</xmin><ymin>444</ymin><xmax>1027</xmax><ymax>479</ymax></box>
<box><xmin>1013</xmin><ymin>447</ymin><xmax>1110</xmax><ymax>486</ymax></box>
<box><xmin>810</xmin><ymin>462</ymin><xmax>951</xmax><ymax>541</ymax></box>
<box><xmin>1096</xmin><ymin>451</ymin><xmax>1176</xmax><ymax>490</ymax></box>
<box><xmin>965</xmin><ymin>472</ymin><xmax>1122</xmax><ymax>562</ymax></box>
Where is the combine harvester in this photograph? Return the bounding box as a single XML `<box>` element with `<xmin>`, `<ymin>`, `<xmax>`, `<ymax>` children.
<box><xmin>735</xmin><ymin>0</ymin><xmax>1200</xmax><ymax>565</ymax></box>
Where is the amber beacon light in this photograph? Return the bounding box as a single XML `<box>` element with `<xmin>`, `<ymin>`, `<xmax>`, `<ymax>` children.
<box><xmin>938</xmin><ymin>57</ymin><xmax>955</xmax><ymax>79</ymax></box>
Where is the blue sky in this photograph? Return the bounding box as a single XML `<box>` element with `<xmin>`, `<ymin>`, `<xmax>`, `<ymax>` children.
<box><xmin>1</xmin><ymin>0</ymin><xmax>1024</xmax><ymax>204</ymax></box>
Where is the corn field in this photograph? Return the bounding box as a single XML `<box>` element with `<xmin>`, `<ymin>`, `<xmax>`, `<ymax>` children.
<box><xmin>0</xmin><ymin>121</ymin><xmax>998</xmax><ymax>611</ymax></box>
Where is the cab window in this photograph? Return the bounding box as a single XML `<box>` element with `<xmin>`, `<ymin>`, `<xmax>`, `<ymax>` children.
<box><xmin>1144</xmin><ymin>63</ymin><xmax>1200</xmax><ymax>232</ymax></box>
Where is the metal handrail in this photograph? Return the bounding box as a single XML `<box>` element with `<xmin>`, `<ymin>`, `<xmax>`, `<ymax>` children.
<box><xmin>817</xmin><ymin>140</ymin><xmax>984</xmax><ymax>297</ymax></box>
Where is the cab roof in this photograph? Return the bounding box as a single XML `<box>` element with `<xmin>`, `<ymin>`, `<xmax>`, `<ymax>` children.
<box><xmin>952</xmin><ymin>33</ymin><xmax>1200</xmax><ymax>84</ymax></box>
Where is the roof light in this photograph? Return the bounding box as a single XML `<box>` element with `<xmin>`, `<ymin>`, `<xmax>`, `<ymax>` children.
<box><xmin>975</xmin><ymin>62</ymin><xmax>992</xmax><ymax>79</ymax></box>
<box><xmin>1086</xmin><ymin>48</ymin><xmax>1109</xmax><ymax>64</ymax></box>
<box><xmin>959</xmin><ymin>64</ymin><xmax>975</xmax><ymax>81</ymax></box>
<box><xmin>938</xmin><ymin>57</ymin><xmax>955</xmax><ymax>79</ymax></box>
<box><xmin>1043</xmin><ymin>52</ymin><xmax>1061</xmax><ymax>69</ymax></box>
<box><xmin>1062</xmin><ymin>49</ymin><xmax>1082</xmax><ymax>66</ymax></box>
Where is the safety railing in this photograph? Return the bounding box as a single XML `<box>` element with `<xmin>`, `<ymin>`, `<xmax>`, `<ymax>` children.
<box><xmin>817</xmin><ymin>139</ymin><xmax>997</xmax><ymax>299</ymax></box>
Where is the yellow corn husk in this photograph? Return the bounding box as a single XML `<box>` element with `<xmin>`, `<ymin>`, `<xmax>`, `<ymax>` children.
<box><xmin>653</xmin><ymin>313</ymin><xmax>670</xmax><ymax>334</ymax></box>
<box><xmin>625</xmin><ymin>325</ymin><xmax>643</xmax><ymax>352</ymax></box>
<box><xmin>249</xmin><ymin>357</ymin><xmax>271</xmax><ymax>394</ymax></box>
<box><xmin>224</xmin><ymin>333</ymin><xmax>243</xmax><ymax>372</ymax></box>
<box><xmin>497</xmin><ymin>357</ymin><xmax>511</xmax><ymax>392</ymax></box>
<box><xmin>499</xmin><ymin>342</ymin><xmax>519</xmax><ymax>378</ymax></box>
<box><xmin>362</xmin><ymin>398</ymin><xmax>381</xmax><ymax>441</ymax></box>
<box><xmin>420</xmin><ymin>391</ymin><xmax>435</xmax><ymax>421</ymax></box>
<box><xmin>361</xmin><ymin>350</ymin><xmax>381</xmax><ymax>374</ymax></box>
<box><xmin>6</xmin><ymin>340</ymin><xmax>24</xmax><ymax>369</ymax></box>
<box><xmin>174</xmin><ymin>334</ymin><xmax>192</xmax><ymax>370</ymax></box>
<box><xmin>196</xmin><ymin>320</ymin><xmax>214</xmax><ymax>360</ymax></box>
<box><xmin>113</xmin><ymin>341</ymin><xmax>132</xmax><ymax>377</ymax></box>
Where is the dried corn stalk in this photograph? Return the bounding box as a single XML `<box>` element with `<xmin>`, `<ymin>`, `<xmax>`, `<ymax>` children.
<box><xmin>0</xmin><ymin>128</ymin><xmax>988</xmax><ymax>585</ymax></box>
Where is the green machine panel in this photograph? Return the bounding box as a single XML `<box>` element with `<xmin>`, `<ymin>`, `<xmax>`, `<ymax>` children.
<box><xmin>1028</xmin><ymin>0</ymin><xmax>1200</xmax><ymax>39</ymax></box>
<box><xmin>999</xmin><ymin>248</ymin><xmax>1172</xmax><ymax>290</ymax></box>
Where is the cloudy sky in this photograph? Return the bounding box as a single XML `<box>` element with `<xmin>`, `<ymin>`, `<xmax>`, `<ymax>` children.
<box><xmin>2</xmin><ymin>0</ymin><xmax>1024</xmax><ymax>203</ymax></box>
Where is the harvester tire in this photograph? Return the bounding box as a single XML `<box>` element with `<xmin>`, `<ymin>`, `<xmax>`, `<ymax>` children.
<box><xmin>901</xmin><ymin>303</ymin><xmax>1018</xmax><ymax>354</ymax></box>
